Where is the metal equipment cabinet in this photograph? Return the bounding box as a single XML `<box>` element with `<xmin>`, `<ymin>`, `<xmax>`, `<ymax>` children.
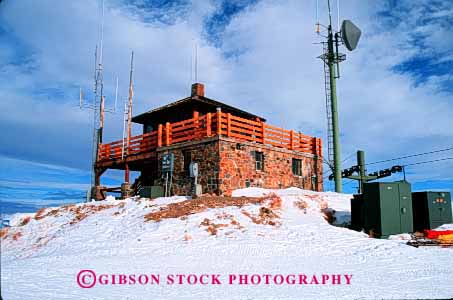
<box><xmin>362</xmin><ymin>181</ymin><xmax>413</xmax><ymax>238</ymax></box>
<box><xmin>412</xmin><ymin>191</ymin><xmax>452</xmax><ymax>231</ymax></box>
<box><xmin>350</xmin><ymin>194</ymin><xmax>364</xmax><ymax>231</ymax></box>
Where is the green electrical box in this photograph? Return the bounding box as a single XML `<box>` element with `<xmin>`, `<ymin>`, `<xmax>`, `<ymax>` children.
<box><xmin>412</xmin><ymin>191</ymin><xmax>452</xmax><ymax>231</ymax></box>
<box><xmin>362</xmin><ymin>181</ymin><xmax>413</xmax><ymax>238</ymax></box>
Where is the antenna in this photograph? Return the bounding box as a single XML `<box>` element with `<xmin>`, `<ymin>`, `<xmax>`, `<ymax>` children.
<box><xmin>194</xmin><ymin>42</ymin><xmax>198</xmax><ymax>82</ymax></box>
<box><xmin>336</xmin><ymin>0</ymin><xmax>340</xmax><ymax>32</ymax></box>
<box><xmin>316</xmin><ymin>0</ymin><xmax>361</xmax><ymax>193</ymax></box>
<box><xmin>114</xmin><ymin>76</ymin><xmax>118</xmax><ymax>113</ymax></box>
<box><xmin>124</xmin><ymin>51</ymin><xmax>135</xmax><ymax>183</ymax></box>
<box><xmin>121</xmin><ymin>101</ymin><xmax>127</xmax><ymax>160</ymax></box>
<box><xmin>77</xmin><ymin>0</ymin><xmax>119</xmax><ymax>195</ymax></box>
<box><xmin>190</xmin><ymin>43</ymin><xmax>193</xmax><ymax>83</ymax></box>
<box><xmin>99</xmin><ymin>0</ymin><xmax>105</xmax><ymax>66</ymax></box>
<box><xmin>316</xmin><ymin>0</ymin><xmax>319</xmax><ymax>33</ymax></box>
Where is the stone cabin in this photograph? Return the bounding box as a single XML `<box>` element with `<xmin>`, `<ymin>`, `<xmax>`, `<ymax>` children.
<box><xmin>96</xmin><ymin>83</ymin><xmax>323</xmax><ymax>196</ymax></box>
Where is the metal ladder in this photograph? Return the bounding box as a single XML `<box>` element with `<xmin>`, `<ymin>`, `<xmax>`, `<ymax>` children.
<box><xmin>322</xmin><ymin>43</ymin><xmax>334</xmax><ymax>170</ymax></box>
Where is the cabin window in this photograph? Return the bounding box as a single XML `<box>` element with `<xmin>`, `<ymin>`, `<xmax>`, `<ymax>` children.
<box><xmin>183</xmin><ymin>150</ymin><xmax>192</xmax><ymax>174</ymax></box>
<box><xmin>255</xmin><ymin>151</ymin><xmax>264</xmax><ymax>171</ymax></box>
<box><xmin>292</xmin><ymin>158</ymin><xmax>302</xmax><ymax>176</ymax></box>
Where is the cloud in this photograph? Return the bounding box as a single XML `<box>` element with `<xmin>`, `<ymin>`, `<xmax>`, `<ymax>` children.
<box><xmin>0</xmin><ymin>0</ymin><xmax>451</xmax><ymax>193</ymax></box>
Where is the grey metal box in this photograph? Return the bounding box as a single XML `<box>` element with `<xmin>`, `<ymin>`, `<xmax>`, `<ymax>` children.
<box><xmin>362</xmin><ymin>181</ymin><xmax>413</xmax><ymax>238</ymax></box>
<box><xmin>412</xmin><ymin>191</ymin><xmax>452</xmax><ymax>231</ymax></box>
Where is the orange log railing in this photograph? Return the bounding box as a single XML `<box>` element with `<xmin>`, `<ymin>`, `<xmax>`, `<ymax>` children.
<box><xmin>98</xmin><ymin>111</ymin><xmax>322</xmax><ymax>162</ymax></box>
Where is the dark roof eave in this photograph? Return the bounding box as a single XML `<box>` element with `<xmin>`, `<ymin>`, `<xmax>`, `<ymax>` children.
<box><xmin>132</xmin><ymin>96</ymin><xmax>265</xmax><ymax>124</ymax></box>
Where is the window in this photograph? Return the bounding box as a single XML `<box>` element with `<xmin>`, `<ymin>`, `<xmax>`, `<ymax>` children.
<box><xmin>292</xmin><ymin>158</ymin><xmax>302</xmax><ymax>176</ymax></box>
<box><xmin>255</xmin><ymin>151</ymin><xmax>264</xmax><ymax>171</ymax></box>
<box><xmin>183</xmin><ymin>150</ymin><xmax>192</xmax><ymax>174</ymax></box>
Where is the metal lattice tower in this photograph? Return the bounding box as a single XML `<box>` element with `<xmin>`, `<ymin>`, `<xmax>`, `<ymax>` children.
<box><xmin>90</xmin><ymin>45</ymin><xmax>105</xmax><ymax>186</ymax></box>
<box><xmin>321</xmin><ymin>42</ymin><xmax>335</xmax><ymax>171</ymax></box>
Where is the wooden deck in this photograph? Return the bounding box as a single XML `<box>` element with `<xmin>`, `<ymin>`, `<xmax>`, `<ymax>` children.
<box><xmin>96</xmin><ymin>111</ymin><xmax>322</xmax><ymax>169</ymax></box>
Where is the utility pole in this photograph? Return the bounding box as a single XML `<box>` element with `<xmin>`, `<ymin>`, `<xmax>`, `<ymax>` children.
<box><xmin>317</xmin><ymin>0</ymin><xmax>361</xmax><ymax>193</ymax></box>
<box><xmin>327</xmin><ymin>0</ymin><xmax>342</xmax><ymax>192</ymax></box>
<box><xmin>357</xmin><ymin>150</ymin><xmax>366</xmax><ymax>193</ymax></box>
<box><xmin>337</xmin><ymin>150</ymin><xmax>404</xmax><ymax>193</ymax></box>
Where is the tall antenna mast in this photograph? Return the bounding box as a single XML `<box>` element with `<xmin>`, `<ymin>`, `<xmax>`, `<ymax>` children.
<box><xmin>337</xmin><ymin>0</ymin><xmax>340</xmax><ymax>32</ymax></box>
<box><xmin>78</xmin><ymin>0</ymin><xmax>119</xmax><ymax>200</ymax></box>
<box><xmin>194</xmin><ymin>42</ymin><xmax>198</xmax><ymax>82</ymax></box>
<box><xmin>124</xmin><ymin>51</ymin><xmax>134</xmax><ymax>183</ymax></box>
<box><xmin>317</xmin><ymin>0</ymin><xmax>362</xmax><ymax>192</ymax></box>
<box><xmin>90</xmin><ymin>0</ymin><xmax>106</xmax><ymax>188</ymax></box>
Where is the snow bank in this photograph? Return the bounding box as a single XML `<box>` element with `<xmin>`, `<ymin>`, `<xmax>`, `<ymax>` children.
<box><xmin>1</xmin><ymin>188</ymin><xmax>452</xmax><ymax>300</ymax></box>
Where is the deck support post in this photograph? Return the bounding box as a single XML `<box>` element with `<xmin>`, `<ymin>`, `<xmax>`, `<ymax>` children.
<box><xmin>227</xmin><ymin>113</ymin><xmax>231</xmax><ymax>137</ymax></box>
<box><xmin>158</xmin><ymin>124</ymin><xmax>163</xmax><ymax>147</ymax></box>
<box><xmin>165</xmin><ymin>122</ymin><xmax>171</xmax><ymax>146</ymax></box>
<box><xmin>125</xmin><ymin>163</ymin><xmax>130</xmax><ymax>183</ymax></box>
<box><xmin>206</xmin><ymin>113</ymin><xmax>212</xmax><ymax>136</ymax></box>
<box><xmin>193</xmin><ymin>111</ymin><xmax>199</xmax><ymax>139</ymax></box>
<box><xmin>216</xmin><ymin>108</ymin><xmax>222</xmax><ymax>136</ymax></box>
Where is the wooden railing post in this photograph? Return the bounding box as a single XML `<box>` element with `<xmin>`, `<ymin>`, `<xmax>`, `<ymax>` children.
<box><xmin>312</xmin><ymin>137</ymin><xmax>317</xmax><ymax>155</ymax></box>
<box><xmin>157</xmin><ymin>124</ymin><xmax>163</xmax><ymax>147</ymax></box>
<box><xmin>298</xmin><ymin>131</ymin><xmax>303</xmax><ymax>150</ymax></box>
<box><xmin>216</xmin><ymin>108</ymin><xmax>222</xmax><ymax>136</ymax></box>
<box><xmin>290</xmin><ymin>130</ymin><xmax>295</xmax><ymax>150</ymax></box>
<box><xmin>226</xmin><ymin>113</ymin><xmax>231</xmax><ymax>137</ymax></box>
<box><xmin>165</xmin><ymin>122</ymin><xmax>171</xmax><ymax>146</ymax></box>
<box><xmin>261</xmin><ymin>121</ymin><xmax>266</xmax><ymax>144</ymax></box>
<box><xmin>206</xmin><ymin>112</ymin><xmax>212</xmax><ymax>137</ymax></box>
<box><xmin>316</xmin><ymin>138</ymin><xmax>322</xmax><ymax>157</ymax></box>
<box><xmin>193</xmin><ymin>111</ymin><xmax>199</xmax><ymax>139</ymax></box>
<box><xmin>97</xmin><ymin>144</ymin><xmax>102</xmax><ymax>160</ymax></box>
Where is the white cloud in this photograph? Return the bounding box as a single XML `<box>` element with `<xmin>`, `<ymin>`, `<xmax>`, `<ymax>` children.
<box><xmin>0</xmin><ymin>0</ymin><xmax>451</xmax><ymax>190</ymax></box>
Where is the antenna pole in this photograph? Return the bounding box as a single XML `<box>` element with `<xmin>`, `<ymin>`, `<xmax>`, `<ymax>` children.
<box><xmin>190</xmin><ymin>45</ymin><xmax>193</xmax><ymax>83</ymax></box>
<box><xmin>327</xmin><ymin>0</ymin><xmax>343</xmax><ymax>192</ymax></box>
<box><xmin>125</xmin><ymin>51</ymin><xmax>134</xmax><ymax>183</ymax></box>
<box><xmin>99</xmin><ymin>95</ymin><xmax>105</xmax><ymax>143</ymax></box>
<box><xmin>122</xmin><ymin>102</ymin><xmax>127</xmax><ymax>160</ymax></box>
<box><xmin>337</xmin><ymin>0</ymin><xmax>340</xmax><ymax>32</ymax></box>
<box><xmin>195</xmin><ymin>42</ymin><xmax>198</xmax><ymax>82</ymax></box>
<box><xmin>114</xmin><ymin>77</ymin><xmax>118</xmax><ymax>112</ymax></box>
<box><xmin>91</xmin><ymin>0</ymin><xmax>105</xmax><ymax>191</ymax></box>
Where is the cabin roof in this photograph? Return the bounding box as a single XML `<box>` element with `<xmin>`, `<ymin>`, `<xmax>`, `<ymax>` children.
<box><xmin>132</xmin><ymin>95</ymin><xmax>266</xmax><ymax>125</ymax></box>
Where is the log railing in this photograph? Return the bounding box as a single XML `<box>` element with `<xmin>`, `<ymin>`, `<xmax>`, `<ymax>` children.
<box><xmin>98</xmin><ymin>111</ymin><xmax>322</xmax><ymax>162</ymax></box>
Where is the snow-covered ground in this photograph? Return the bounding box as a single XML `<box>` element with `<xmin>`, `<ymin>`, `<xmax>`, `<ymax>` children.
<box><xmin>1</xmin><ymin>188</ymin><xmax>452</xmax><ymax>299</ymax></box>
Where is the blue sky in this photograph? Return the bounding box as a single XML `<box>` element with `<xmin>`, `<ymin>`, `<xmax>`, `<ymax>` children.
<box><xmin>0</xmin><ymin>0</ymin><xmax>452</xmax><ymax>214</ymax></box>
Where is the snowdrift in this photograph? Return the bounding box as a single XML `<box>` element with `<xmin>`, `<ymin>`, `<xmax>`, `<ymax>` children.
<box><xmin>1</xmin><ymin>188</ymin><xmax>452</xmax><ymax>300</ymax></box>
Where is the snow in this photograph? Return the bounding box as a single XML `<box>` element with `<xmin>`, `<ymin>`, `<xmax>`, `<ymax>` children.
<box><xmin>1</xmin><ymin>188</ymin><xmax>453</xmax><ymax>299</ymax></box>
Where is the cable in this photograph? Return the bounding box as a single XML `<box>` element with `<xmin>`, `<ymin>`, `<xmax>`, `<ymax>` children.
<box><xmin>403</xmin><ymin>157</ymin><xmax>453</xmax><ymax>167</ymax></box>
<box><xmin>343</xmin><ymin>179</ymin><xmax>355</xmax><ymax>186</ymax></box>
<box><xmin>367</xmin><ymin>147</ymin><xmax>453</xmax><ymax>165</ymax></box>
<box><xmin>342</xmin><ymin>152</ymin><xmax>356</xmax><ymax>163</ymax></box>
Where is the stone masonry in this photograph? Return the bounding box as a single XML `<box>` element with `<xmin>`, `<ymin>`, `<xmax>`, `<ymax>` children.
<box><xmin>152</xmin><ymin>136</ymin><xmax>322</xmax><ymax>196</ymax></box>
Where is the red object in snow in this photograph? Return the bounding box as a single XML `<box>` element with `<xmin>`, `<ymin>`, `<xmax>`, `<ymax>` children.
<box><xmin>424</xmin><ymin>230</ymin><xmax>453</xmax><ymax>239</ymax></box>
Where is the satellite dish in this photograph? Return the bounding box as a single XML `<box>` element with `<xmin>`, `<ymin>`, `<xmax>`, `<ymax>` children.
<box><xmin>341</xmin><ymin>20</ymin><xmax>361</xmax><ymax>51</ymax></box>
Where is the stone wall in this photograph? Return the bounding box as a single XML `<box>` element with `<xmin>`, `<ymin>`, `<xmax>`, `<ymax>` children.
<box><xmin>218</xmin><ymin>138</ymin><xmax>322</xmax><ymax>195</ymax></box>
<box><xmin>155</xmin><ymin>138</ymin><xmax>220</xmax><ymax>195</ymax></box>
<box><xmin>146</xmin><ymin>136</ymin><xmax>322</xmax><ymax>196</ymax></box>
